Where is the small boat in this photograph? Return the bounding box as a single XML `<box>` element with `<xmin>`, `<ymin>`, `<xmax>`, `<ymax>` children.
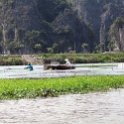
<box><xmin>44</xmin><ymin>64</ymin><xmax>75</xmax><ymax>70</ymax></box>
<box><xmin>44</xmin><ymin>59</ymin><xmax>75</xmax><ymax>70</ymax></box>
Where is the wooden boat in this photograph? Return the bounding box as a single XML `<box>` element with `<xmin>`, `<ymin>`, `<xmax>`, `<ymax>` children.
<box><xmin>44</xmin><ymin>64</ymin><xmax>75</xmax><ymax>70</ymax></box>
<box><xmin>44</xmin><ymin>59</ymin><xmax>75</xmax><ymax>70</ymax></box>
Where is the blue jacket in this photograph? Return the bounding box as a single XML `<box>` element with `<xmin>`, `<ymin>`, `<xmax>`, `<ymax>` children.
<box><xmin>26</xmin><ymin>65</ymin><xmax>33</xmax><ymax>71</ymax></box>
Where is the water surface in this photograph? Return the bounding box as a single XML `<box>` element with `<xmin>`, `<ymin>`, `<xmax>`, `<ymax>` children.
<box><xmin>0</xmin><ymin>89</ymin><xmax>123</xmax><ymax>124</ymax></box>
<box><xmin>0</xmin><ymin>63</ymin><xmax>124</xmax><ymax>78</ymax></box>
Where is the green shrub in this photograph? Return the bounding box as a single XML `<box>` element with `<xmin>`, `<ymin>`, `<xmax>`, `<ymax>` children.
<box><xmin>12</xmin><ymin>58</ymin><xmax>23</xmax><ymax>65</ymax></box>
<box><xmin>74</xmin><ymin>57</ymin><xmax>87</xmax><ymax>63</ymax></box>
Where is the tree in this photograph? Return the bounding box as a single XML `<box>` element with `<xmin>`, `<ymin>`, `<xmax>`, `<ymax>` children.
<box><xmin>47</xmin><ymin>47</ymin><xmax>53</xmax><ymax>53</ymax></box>
<box><xmin>108</xmin><ymin>17</ymin><xmax>124</xmax><ymax>51</ymax></box>
<box><xmin>109</xmin><ymin>17</ymin><xmax>124</xmax><ymax>36</ymax></box>
<box><xmin>99</xmin><ymin>42</ymin><xmax>104</xmax><ymax>53</ymax></box>
<box><xmin>95</xmin><ymin>43</ymin><xmax>104</xmax><ymax>53</ymax></box>
<box><xmin>1</xmin><ymin>23</ymin><xmax>8</xmax><ymax>55</ymax></box>
<box><xmin>107</xmin><ymin>39</ymin><xmax>115</xmax><ymax>51</ymax></box>
<box><xmin>52</xmin><ymin>43</ymin><xmax>59</xmax><ymax>53</ymax></box>
<box><xmin>8</xmin><ymin>41</ymin><xmax>24</xmax><ymax>54</ymax></box>
<box><xmin>25</xmin><ymin>30</ymin><xmax>40</xmax><ymax>53</ymax></box>
<box><xmin>34</xmin><ymin>44</ymin><xmax>42</xmax><ymax>53</ymax></box>
<box><xmin>82</xmin><ymin>43</ymin><xmax>88</xmax><ymax>53</ymax></box>
<box><xmin>68</xmin><ymin>47</ymin><xmax>72</xmax><ymax>52</ymax></box>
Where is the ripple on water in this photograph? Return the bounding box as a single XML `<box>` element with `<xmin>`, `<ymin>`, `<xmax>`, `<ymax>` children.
<box><xmin>0</xmin><ymin>89</ymin><xmax>124</xmax><ymax>124</ymax></box>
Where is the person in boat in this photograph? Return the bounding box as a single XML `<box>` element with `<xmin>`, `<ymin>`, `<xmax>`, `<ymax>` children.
<box><xmin>25</xmin><ymin>63</ymin><xmax>33</xmax><ymax>71</ymax></box>
<box><xmin>65</xmin><ymin>58</ymin><xmax>71</xmax><ymax>66</ymax></box>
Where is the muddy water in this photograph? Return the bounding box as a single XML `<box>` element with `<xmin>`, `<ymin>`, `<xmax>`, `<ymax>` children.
<box><xmin>0</xmin><ymin>89</ymin><xmax>124</xmax><ymax>124</ymax></box>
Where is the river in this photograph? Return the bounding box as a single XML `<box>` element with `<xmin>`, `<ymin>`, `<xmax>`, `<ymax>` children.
<box><xmin>0</xmin><ymin>89</ymin><xmax>123</xmax><ymax>124</ymax></box>
<box><xmin>0</xmin><ymin>63</ymin><xmax>124</xmax><ymax>78</ymax></box>
<box><xmin>0</xmin><ymin>63</ymin><xmax>124</xmax><ymax>124</ymax></box>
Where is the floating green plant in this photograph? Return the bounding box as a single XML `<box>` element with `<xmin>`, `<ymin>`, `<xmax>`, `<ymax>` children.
<box><xmin>0</xmin><ymin>75</ymin><xmax>124</xmax><ymax>100</ymax></box>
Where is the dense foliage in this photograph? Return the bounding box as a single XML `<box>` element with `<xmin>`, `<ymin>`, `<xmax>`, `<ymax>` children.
<box><xmin>0</xmin><ymin>0</ymin><xmax>124</xmax><ymax>54</ymax></box>
<box><xmin>108</xmin><ymin>17</ymin><xmax>124</xmax><ymax>51</ymax></box>
<box><xmin>0</xmin><ymin>0</ymin><xmax>97</xmax><ymax>54</ymax></box>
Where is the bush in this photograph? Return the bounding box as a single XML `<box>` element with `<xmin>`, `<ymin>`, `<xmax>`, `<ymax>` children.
<box><xmin>74</xmin><ymin>57</ymin><xmax>87</xmax><ymax>63</ymax></box>
<box><xmin>12</xmin><ymin>59</ymin><xmax>23</xmax><ymax>65</ymax></box>
<box><xmin>0</xmin><ymin>58</ymin><xmax>23</xmax><ymax>65</ymax></box>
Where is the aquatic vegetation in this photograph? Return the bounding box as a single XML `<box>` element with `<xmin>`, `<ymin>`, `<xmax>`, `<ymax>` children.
<box><xmin>0</xmin><ymin>75</ymin><xmax>124</xmax><ymax>100</ymax></box>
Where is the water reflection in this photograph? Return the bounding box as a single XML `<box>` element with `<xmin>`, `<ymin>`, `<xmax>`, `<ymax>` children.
<box><xmin>0</xmin><ymin>89</ymin><xmax>124</xmax><ymax>124</ymax></box>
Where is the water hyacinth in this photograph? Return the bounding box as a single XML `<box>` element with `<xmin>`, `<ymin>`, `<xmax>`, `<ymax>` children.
<box><xmin>0</xmin><ymin>75</ymin><xmax>124</xmax><ymax>100</ymax></box>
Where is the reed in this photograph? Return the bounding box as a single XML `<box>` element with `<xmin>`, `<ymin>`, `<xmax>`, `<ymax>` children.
<box><xmin>0</xmin><ymin>75</ymin><xmax>124</xmax><ymax>100</ymax></box>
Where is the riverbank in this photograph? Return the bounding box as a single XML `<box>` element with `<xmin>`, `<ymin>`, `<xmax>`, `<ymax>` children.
<box><xmin>1</xmin><ymin>52</ymin><xmax>124</xmax><ymax>65</ymax></box>
<box><xmin>0</xmin><ymin>75</ymin><xmax>124</xmax><ymax>100</ymax></box>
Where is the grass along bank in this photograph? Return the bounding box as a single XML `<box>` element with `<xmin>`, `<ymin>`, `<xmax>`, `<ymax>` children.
<box><xmin>0</xmin><ymin>75</ymin><xmax>124</xmax><ymax>100</ymax></box>
<box><xmin>1</xmin><ymin>52</ymin><xmax>124</xmax><ymax>65</ymax></box>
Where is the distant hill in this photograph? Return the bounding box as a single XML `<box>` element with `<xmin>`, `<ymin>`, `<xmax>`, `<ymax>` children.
<box><xmin>0</xmin><ymin>0</ymin><xmax>124</xmax><ymax>54</ymax></box>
